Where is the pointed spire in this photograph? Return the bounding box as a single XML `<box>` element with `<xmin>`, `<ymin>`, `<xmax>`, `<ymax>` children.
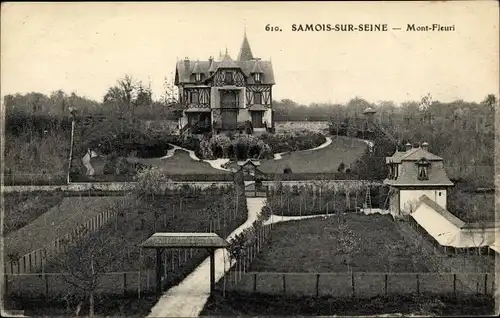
<box><xmin>237</xmin><ymin>30</ymin><xmax>254</xmax><ymax>61</ymax></box>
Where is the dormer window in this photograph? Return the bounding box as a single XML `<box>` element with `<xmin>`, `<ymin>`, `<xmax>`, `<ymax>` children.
<box><xmin>190</xmin><ymin>90</ymin><xmax>199</xmax><ymax>104</ymax></box>
<box><xmin>254</xmin><ymin>72</ymin><xmax>261</xmax><ymax>83</ymax></box>
<box><xmin>254</xmin><ymin>92</ymin><xmax>262</xmax><ymax>105</ymax></box>
<box><xmin>195</xmin><ymin>73</ymin><xmax>201</xmax><ymax>82</ymax></box>
<box><xmin>225</xmin><ymin>71</ymin><xmax>234</xmax><ymax>85</ymax></box>
<box><xmin>416</xmin><ymin>158</ymin><xmax>430</xmax><ymax>181</ymax></box>
<box><xmin>388</xmin><ymin>163</ymin><xmax>398</xmax><ymax>180</ymax></box>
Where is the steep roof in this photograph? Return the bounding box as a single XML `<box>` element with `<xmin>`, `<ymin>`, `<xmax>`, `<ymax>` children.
<box><xmin>175</xmin><ymin>59</ymin><xmax>275</xmax><ymax>85</ymax></box>
<box><xmin>237</xmin><ymin>33</ymin><xmax>254</xmax><ymax>61</ymax></box>
<box><xmin>401</xmin><ymin>147</ymin><xmax>443</xmax><ymax>161</ymax></box>
<box><xmin>251</xmin><ymin>60</ymin><xmax>264</xmax><ymax>73</ymax></box>
<box><xmin>386</xmin><ymin>151</ymin><xmax>406</xmax><ymax>164</ymax></box>
<box><xmin>384</xmin><ymin>160</ymin><xmax>454</xmax><ymax>187</ymax></box>
<box><xmin>386</xmin><ymin>146</ymin><xmax>443</xmax><ymax>164</ymax></box>
<box><xmin>192</xmin><ymin>61</ymin><xmax>203</xmax><ymax>74</ymax></box>
<box><xmin>218</xmin><ymin>53</ymin><xmax>240</xmax><ymax>69</ymax></box>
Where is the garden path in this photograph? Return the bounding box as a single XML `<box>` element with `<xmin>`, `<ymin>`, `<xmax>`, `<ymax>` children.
<box><xmin>147</xmin><ymin>199</ymin><xmax>389</xmax><ymax>317</ymax></box>
<box><xmin>263</xmin><ymin>208</ymin><xmax>390</xmax><ymax>226</ymax></box>
<box><xmin>147</xmin><ymin>197</ymin><xmax>266</xmax><ymax>318</ymax></box>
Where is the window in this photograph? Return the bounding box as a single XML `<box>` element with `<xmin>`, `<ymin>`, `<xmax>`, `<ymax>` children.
<box><xmin>190</xmin><ymin>90</ymin><xmax>199</xmax><ymax>104</ymax></box>
<box><xmin>417</xmin><ymin>165</ymin><xmax>428</xmax><ymax>180</ymax></box>
<box><xmin>195</xmin><ymin>73</ymin><xmax>201</xmax><ymax>82</ymax></box>
<box><xmin>254</xmin><ymin>92</ymin><xmax>262</xmax><ymax>104</ymax></box>
<box><xmin>393</xmin><ymin>164</ymin><xmax>398</xmax><ymax>179</ymax></box>
<box><xmin>224</xmin><ymin>71</ymin><xmax>234</xmax><ymax>85</ymax></box>
<box><xmin>438</xmin><ymin>192</ymin><xmax>442</xmax><ymax>196</ymax></box>
<box><xmin>254</xmin><ymin>73</ymin><xmax>261</xmax><ymax>83</ymax></box>
<box><xmin>418</xmin><ymin>166</ymin><xmax>428</xmax><ymax>180</ymax></box>
<box><xmin>416</xmin><ymin>158</ymin><xmax>430</xmax><ymax>181</ymax></box>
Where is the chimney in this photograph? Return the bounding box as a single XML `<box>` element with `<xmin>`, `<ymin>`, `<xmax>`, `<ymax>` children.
<box><xmin>209</xmin><ymin>56</ymin><xmax>214</xmax><ymax>66</ymax></box>
<box><xmin>405</xmin><ymin>142</ymin><xmax>412</xmax><ymax>151</ymax></box>
<box><xmin>421</xmin><ymin>142</ymin><xmax>429</xmax><ymax>151</ymax></box>
<box><xmin>184</xmin><ymin>57</ymin><xmax>190</xmax><ymax>70</ymax></box>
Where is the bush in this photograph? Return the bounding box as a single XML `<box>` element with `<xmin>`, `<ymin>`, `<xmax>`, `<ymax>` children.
<box><xmin>260</xmin><ymin>131</ymin><xmax>326</xmax><ymax>154</ymax></box>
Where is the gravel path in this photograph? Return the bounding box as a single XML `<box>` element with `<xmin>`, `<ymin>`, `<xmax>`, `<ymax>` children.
<box><xmin>147</xmin><ymin>197</ymin><xmax>266</xmax><ymax>318</ymax></box>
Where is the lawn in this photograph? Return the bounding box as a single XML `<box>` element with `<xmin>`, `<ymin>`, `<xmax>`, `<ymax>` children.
<box><xmin>257</xmin><ymin>136</ymin><xmax>367</xmax><ymax>174</ymax></box>
<box><xmin>4</xmin><ymin>195</ymin><xmax>125</xmax><ymax>257</ymax></box>
<box><xmin>3</xmin><ymin>191</ymin><xmax>65</xmax><ymax>235</ymax></box>
<box><xmin>250</xmin><ymin>214</ymin><xmax>430</xmax><ymax>273</ymax></box>
<box><xmin>126</xmin><ymin>149</ymin><xmax>228</xmax><ymax>175</ymax></box>
<box><xmin>41</xmin><ymin>186</ymin><xmax>247</xmax><ymax>277</ymax></box>
<box><xmin>447</xmin><ymin>183</ymin><xmax>495</xmax><ymax>222</ymax></box>
<box><xmin>6</xmin><ymin>186</ymin><xmax>249</xmax><ymax>316</ymax></box>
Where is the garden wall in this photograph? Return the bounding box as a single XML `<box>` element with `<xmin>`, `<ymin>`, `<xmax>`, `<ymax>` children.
<box><xmin>275</xmin><ymin>121</ymin><xmax>329</xmax><ymax>133</ymax></box>
<box><xmin>136</xmin><ymin>120</ymin><xmax>329</xmax><ymax>134</ymax></box>
<box><xmin>3</xmin><ymin>181</ymin><xmax>234</xmax><ymax>193</ymax></box>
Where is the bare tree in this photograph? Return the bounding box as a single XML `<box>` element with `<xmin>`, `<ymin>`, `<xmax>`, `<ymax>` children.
<box><xmin>160</xmin><ymin>74</ymin><xmax>179</xmax><ymax>106</ymax></box>
<box><xmin>133</xmin><ymin>166</ymin><xmax>168</xmax><ymax>201</ymax></box>
<box><xmin>52</xmin><ymin>225</ymin><xmax>123</xmax><ymax>317</ymax></box>
<box><xmin>313</xmin><ymin>175</ymin><xmax>329</xmax><ymax>211</ymax></box>
<box><xmin>469</xmin><ymin>221</ymin><xmax>488</xmax><ymax>256</ymax></box>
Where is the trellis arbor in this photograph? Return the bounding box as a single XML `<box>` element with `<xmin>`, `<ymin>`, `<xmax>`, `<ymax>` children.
<box><xmin>139</xmin><ymin>233</ymin><xmax>229</xmax><ymax>296</ymax></box>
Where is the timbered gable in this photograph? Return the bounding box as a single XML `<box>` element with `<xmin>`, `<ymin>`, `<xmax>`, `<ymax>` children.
<box><xmin>213</xmin><ymin>69</ymin><xmax>246</xmax><ymax>87</ymax></box>
<box><xmin>183</xmin><ymin>87</ymin><xmax>211</xmax><ymax>108</ymax></box>
<box><xmin>246</xmin><ymin>85</ymin><xmax>272</xmax><ymax>106</ymax></box>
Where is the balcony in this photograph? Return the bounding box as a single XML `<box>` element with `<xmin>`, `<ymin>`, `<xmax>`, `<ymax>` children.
<box><xmin>220</xmin><ymin>101</ymin><xmax>239</xmax><ymax>109</ymax></box>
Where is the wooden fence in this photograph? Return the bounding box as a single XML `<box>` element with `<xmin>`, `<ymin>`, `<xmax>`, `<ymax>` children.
<box><xmin>224</xmin><ymin>271</ymin><xmax>496</xmax><ymax>298</ymax></box>
<box><xmin>4</xmin><ymin>208</ymin><xmax>118</xmax><ymax>275</ymax></box>
<box><xmin>4</xmin><ymin>270</ymin><xmax>155</xmax><ymax>299</ymax></box>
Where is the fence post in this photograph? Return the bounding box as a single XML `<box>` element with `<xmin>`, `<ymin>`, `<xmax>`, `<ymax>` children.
<box><xmin>351</xmin><ymin>273</ymin><xmax>355</xmax><ymax>297</ymax></box>
<box><xmin>484</xmin><ymin>273</ymin><xmax>488</xmax><ymax>295</ymax></box>
<box><xmin>282</xmin><ymin>274</ymin><xmax>286</xmax><ymax>295</ymax></box>
<box><xmin>4</xmin><ymin>274</ymin><xmax>8</xmax><ymax>297</ymax></box>
<box><xmin>253</xmin><ymin>273</ymin><xmax>257</xmax><ymax>292</ymax></box>
<box><xmin>138</xmin><ymin>272</ymin><xmax>141</xmax><ymax>299</ymax></box>
<box><xmin>45</xmin><ymin>273</ymin><xmax>49</xmax><ymax>298</ymax></box>
<box><xmin>416</xmin><ymin>274</ymin><xmax>420</xmax><ymax>296</ymax></box>
<box><xmin>385</xmin><ymin>274</ymin><xmax>388</xmax><ymax>296</ymax></box>
<box><xmin>124</xmin><ymin>273</ymin><xmax>127</xmax><ymax>295</ymax></box>
<box><xmin>316</xmin><ymin>274</ymin><xmax>320</xmax><ymax>297</ymax></box>
<box><xmin>453</xmin><ymin>273</ymin><xmax>457</xmax><ymax>297</ymax></box>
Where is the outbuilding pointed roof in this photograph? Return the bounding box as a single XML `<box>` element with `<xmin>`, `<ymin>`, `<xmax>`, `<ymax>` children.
<box><xmin>237</xmin><ymin>32</ymin><xmax>254</xmax><ymax>61</ymax></box>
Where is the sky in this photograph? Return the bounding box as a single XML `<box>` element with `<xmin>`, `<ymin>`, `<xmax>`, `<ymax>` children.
<box><xmin>1</xmin><ymin>1</ymin><xmax>499</xmax><ymax>105</ymax></box>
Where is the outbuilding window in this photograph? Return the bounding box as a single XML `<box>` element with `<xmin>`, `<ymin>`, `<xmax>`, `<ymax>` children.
<box><xmin>416</xmin><ymin>158</ymin><xmax>430</xmax><ymax>181</ymax></box>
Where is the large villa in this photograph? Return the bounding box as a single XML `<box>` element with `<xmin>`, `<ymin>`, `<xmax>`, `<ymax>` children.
<box><xmin>174</xmin><ymin>33</ymin><xmax>275</xmax><ymax>134</ymax></box>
